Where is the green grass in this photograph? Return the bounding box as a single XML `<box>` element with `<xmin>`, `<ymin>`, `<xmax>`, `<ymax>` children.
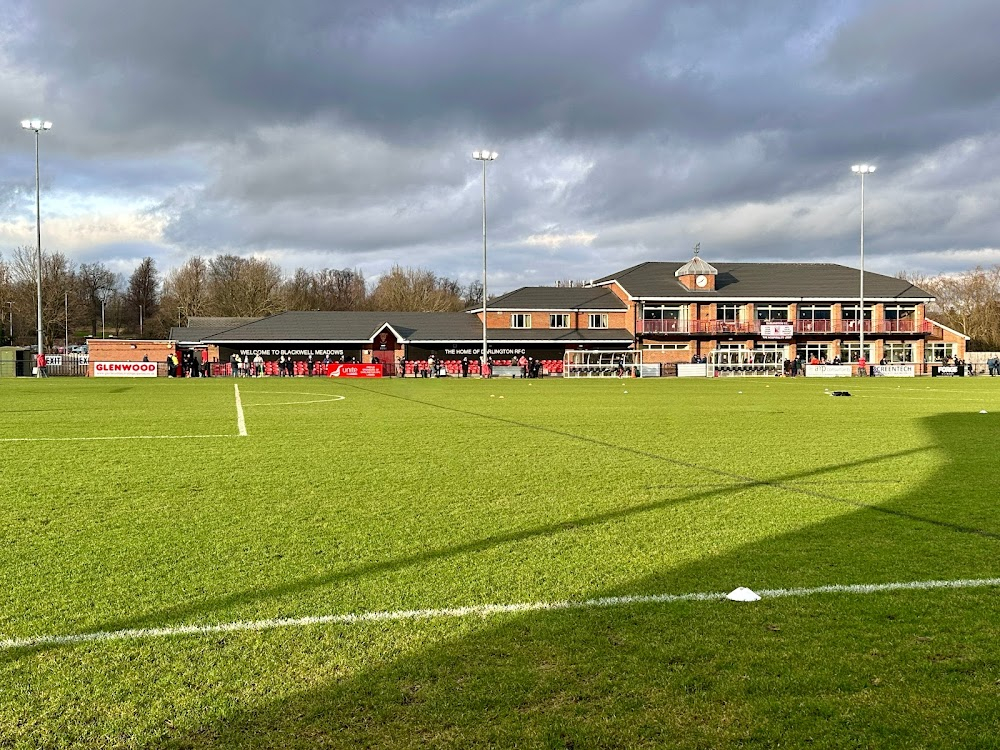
<box><xmin>1</xmin><ymin>375</ymin><xmax>999</xmax><ymax>748</ymax></box>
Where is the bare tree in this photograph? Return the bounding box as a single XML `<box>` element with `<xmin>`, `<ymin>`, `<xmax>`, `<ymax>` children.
<box><xmin>9</xmin><ymin>246</ymin><xmax>77</xmax><ymax>349</ymax></box>
<box><xmin>208</xmin><ymin>254</ymin><xmax>283</xmax><ymax>316</ymax></box>
<box><xmin>282</xmin><ymin>267</ymin><xmax>368</xmax><ymax>311</ymax></box>
<box><xmin>161</xmin><ymin>256</ymin><xmax>209</xmax><ymax>327</ymax></box>
<box><xmin>368</xmin><ymin>265</ymin><xmax>466</xmax><ymax>312</ymax></box>
<box><xmin>125</xmin><ymin>257</ymin><xmax>161</xmax><ymax>335</ymax></box>
<box><xmin>899</xmin><ymin>267</ymin><xmax>1000</xmax><ymax>350</ymax></box>
<box><xmin>77</xmin><ymin>262</ymin><xmax>119</xmax><ymax>338</ymax></box>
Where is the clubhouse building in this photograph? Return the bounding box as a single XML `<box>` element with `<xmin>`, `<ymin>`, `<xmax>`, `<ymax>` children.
<box><xmin>158</xmin><ymin>251</ymin><xmax>966</xmax><ymax>375</ymax></box>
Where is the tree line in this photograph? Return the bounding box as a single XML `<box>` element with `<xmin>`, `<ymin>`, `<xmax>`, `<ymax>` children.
<box><xmin>0</xmin><ymin>249</ymin><xmax>483</xmax><ymax>348</ymax></box>
<box><xmin>899</xmin><ymin>266</ymin><xmax>1000</xmax><ymax>351</ymax></box>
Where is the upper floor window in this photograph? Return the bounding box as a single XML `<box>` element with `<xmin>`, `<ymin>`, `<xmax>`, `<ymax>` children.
<box><xmin>589</xmin><ymin>313</ymin><xmax>608</xmax><ymax>329</ymax></box>
<box><xmin>643</xmin><ymin>305</ymin><xmax>686</xmax><ymax>321</ymax></box>
<box><xmin>798</xmin><ymin>305</ymin><xmax>831</xmax><ymax>321</ymax></box>
<box><xmin>884</xmin><ymin>305</ymin><xmax>916</xmax><ymax>320</ymax></box>
<box><xmin>842</xmin><ymin>304</ymin><xmax>872</xmax><ymax>321</ymax></box>
<box><xmin>511</xmin><ymin>314</ymin><xmax>531</xmax><ymax>329</ymax></box>
<box><xmin>717</xmin><ymin>304</ymin><xmax>742</xmax><ymax>322</ymax></box>
<box><xmin>549</xmin><ymin>314</ymin><xmax>569</xmax><ymax>329</ymax></box>
<box><xmin>756</xmin><ymin>304</ymin><xmax>789</xmax><ymax>321</ymax></box>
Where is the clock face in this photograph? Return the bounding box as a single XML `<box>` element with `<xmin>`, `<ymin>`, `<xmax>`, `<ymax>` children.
<box><xmin>695</xmin><ymin>275</ymin><xmax>708</xmax><ymax>287</ymax></box>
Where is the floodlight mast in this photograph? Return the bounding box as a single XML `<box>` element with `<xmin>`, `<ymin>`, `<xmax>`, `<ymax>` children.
<box><xmin>472</xmin><ymin>150</ymin><xmax>498</xmax><ymax>375</ymax></box>
<box><xmin>21</xmin><ymin>118</ymin><xmax>52</xmax><ymax>376</ymax></box>
<box><xmin>851</xmin><ymin>164</ymin><xmax>875</xmax><ymax>364</ymax></box>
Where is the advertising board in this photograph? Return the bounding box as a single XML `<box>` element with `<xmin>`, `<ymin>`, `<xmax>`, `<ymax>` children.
<box><xmin>327</xmin><ymin>363</ymin><xmax>383</xmax><ymax>378</ymax></box>
<box><xmin>872</xmin><ymin>364</ymin><xmax>915</xmax><ymax>377</ymax></box>
<box><xmin>805</xmin><ymin>364</ymin><xmax>852</xmax><ymax>377</ymax></box>
<box><xmin>760</xmin><ymin>323</ymin><xmax>794</xmax><ymax>339</ymax></box>
<box><xmin>94</xmin><ymin>361</ymin><xmax>158</xmax><ymax>377</ymax></box>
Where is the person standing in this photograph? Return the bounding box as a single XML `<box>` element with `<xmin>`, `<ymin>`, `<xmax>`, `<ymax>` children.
<box><xmin>461</xmin><ymin>356</ymin><xmax>469</xmax><ymax>378</ymax></box>
<box><xmin>857</xmin><ymin>355</ymin><xmax>867</xmax><ymax>376</ymax></box>
<box><xmin>253</xmin><ymin>352</ymin><xmax>264</xmax><ymax>377</ymax></box>
<box><xmin>36</xmin><ymin>351</ymin><xmax>48</xmax><ymax>377</ymax></box>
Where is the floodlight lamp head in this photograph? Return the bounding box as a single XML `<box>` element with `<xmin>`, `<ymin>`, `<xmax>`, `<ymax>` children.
<box><xmin>21</xmin><ymin>118</ymin><xmax>51</xmax><ymax>131</ymax></box>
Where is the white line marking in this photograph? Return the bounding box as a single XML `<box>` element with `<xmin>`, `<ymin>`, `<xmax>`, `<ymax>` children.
<box><xmin>0</xmin><ymin>434</ymin><xmax>238</xmax><ymax>443</ymax></box>
<box><xmin>234</xmin><ymin>383</ymin><xmax>247</xmax><ymax>436</ymax></box>
<box><xmin>245</xmin><ymin>393</ymin><xmax>346</xmax><ymax>407</ymax></box>
<box><xmin>2</xmin><ymin>577</ymin><xmax>997</xmax><ymax>652</ymax></box>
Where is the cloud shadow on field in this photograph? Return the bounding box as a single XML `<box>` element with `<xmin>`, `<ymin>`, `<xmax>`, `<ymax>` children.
<box><xmin>128</xmin><ymin>408</ymin><xmax>1000</xmax><ymax>748</ymax></box>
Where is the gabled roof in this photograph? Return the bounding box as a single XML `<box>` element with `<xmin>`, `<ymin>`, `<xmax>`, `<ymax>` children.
<box><xmin>486</xmin><ymin>286</ymin><xmax>627</xmax><ymax>311</ymax></box>
<box><xmin>594</xmin><ymin>262</ymin><xmax>934</xmax><ymax>300</ymax></box>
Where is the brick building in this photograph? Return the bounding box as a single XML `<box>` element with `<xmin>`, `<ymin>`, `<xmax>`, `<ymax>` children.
<box><xmin>158</xmin><ymin>252</ymin><xmax>965</xmax><ymax>375</ymax></box>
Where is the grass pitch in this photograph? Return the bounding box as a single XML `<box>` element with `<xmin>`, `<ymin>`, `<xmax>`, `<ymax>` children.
<box><xmin>1</xmin><ymin>375</ymin><xmax>999</xmax><ymax>748</ymax></box>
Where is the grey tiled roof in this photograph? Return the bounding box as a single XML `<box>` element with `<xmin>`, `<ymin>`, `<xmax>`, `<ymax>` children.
<box><xmin>185</xmin><ymin>311</ymin><xmax>632</xmax><ymax>345</ymax></box>
<box><xmin>487</xmin><ymin>287</ymin><xmax>627</xmax><ymax>311</ymax></box>
<box><xmin>201</xmin><ymin>311</ymin><xmax>484</xmax><ymax>343</ymax></box>
<box><xmin>594</xmin><ymin>262</ymin><xmax>934</xmax><ymax>300</ymax></box>
<box><xmin>187</xmin><ymin>316</ymin><xmax>262</xmax><ymax>328</ymax></box>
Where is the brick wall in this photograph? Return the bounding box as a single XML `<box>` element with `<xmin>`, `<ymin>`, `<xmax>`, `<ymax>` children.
<box><xmin>87</xmin><ymin>339</ymin><xmax>177</xmax><ymax>377</ymax></box>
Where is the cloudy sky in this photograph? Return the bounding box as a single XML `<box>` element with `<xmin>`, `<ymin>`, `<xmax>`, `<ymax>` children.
<box><xmin>2</xmin><ymin>0</ymin><xmax>1000</xmax><ymax>292</ymax></box>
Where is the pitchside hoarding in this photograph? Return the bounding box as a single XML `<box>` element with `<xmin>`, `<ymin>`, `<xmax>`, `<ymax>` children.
<box><xmin>327</xmin><ymin>363</ymin><xmax>383</xmax><ymax>378</ymax></box>
<box><xmin>805</xmin><ymin>364</ymin><xmax>852</xmax><ymax>377</ymax></box>
<box><xmin>872</xmin><ymin>364</ymin><xmax>915</xmax><ymax>377</ymax></box>
<box><xmin>94</xmin><ymin>361</ymin><xmax>158</xmax><ymax>377</ymax></box>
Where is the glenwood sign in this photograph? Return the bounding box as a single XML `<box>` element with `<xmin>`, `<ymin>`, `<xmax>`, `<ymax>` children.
<box><xmin>94</xmin><ymin>361</ymin><xmax>158</xmax><ymax>377</ymax></box>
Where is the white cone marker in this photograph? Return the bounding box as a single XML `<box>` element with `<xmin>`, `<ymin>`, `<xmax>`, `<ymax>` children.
<box><xmin>726</xmin><ymin>587</ymin><xmax>761</xmax><ymax>602</ymax></box>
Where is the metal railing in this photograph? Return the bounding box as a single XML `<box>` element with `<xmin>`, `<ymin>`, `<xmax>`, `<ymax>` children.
<box><xmin>638</xmin><ymin>319</ymin><xmax>933</xmax><ymax>335</ymax></box>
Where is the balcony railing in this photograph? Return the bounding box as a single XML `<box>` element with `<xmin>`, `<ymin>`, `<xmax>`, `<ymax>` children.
<box><xmin>638</xmin><ymin>319</ymin><xmax>933</xmax><ymax>336</ymax></box>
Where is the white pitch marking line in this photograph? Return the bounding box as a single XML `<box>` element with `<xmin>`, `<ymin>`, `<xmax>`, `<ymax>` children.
<box><xmin>2</xmin><ymin>577</ymin><xmax>997</xmax><ymax>652</ymax></box>
<box><xmin>234</xmin><ymin>383</ymin><xmax>247</xmax><ymax>436</ymax></box>
<box><xmin>245</xmin><ymin>394</ymin><xmax>346</xmax><ymax>407</ymax></box>
<box><xmin>0</xmin><ymin>434</ymin><xmax>238</xmax><ymax>443</ymax></box>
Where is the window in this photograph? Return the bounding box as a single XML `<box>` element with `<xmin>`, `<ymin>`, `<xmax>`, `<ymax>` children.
<box><xmin>842</xmin><ymin>304</ymin><xmax>872</xmax><ymax>332</ymax></box>
<box><xmin>589</xmin><ymin>313</ymin><xmax>608</xmax><ymax>329</ymax></box>
<box><xmin>924</xmin><ymin>343</ymin><xmax>955</xmax><ymax>362</ymax></box>
<box><xmin>511</xmin><ymin>314</ymin><xmax>531</xmax><ymax>329</ymax></box>
<box><xmin>883</xmin><ymin>342</ymin><xmax>913</xmax><ymax>362</ymax></box>
<box><xmin>549</xmin><ymin>314</ymin><xmax>569</xmax><ymax>329</ymax></box>
<box><xmin>717</xmin><ymin>304</ymin><xmax>742</xmax><ymax>322</ymax></box>
<box><xmin>643</xmin><ymin>343</ymin><xmax>689</xmax><ymax>350</ymax></box>
<box><xmin>756</xmin><ymin>304</ymin><xmax>789</xmax><ymax>321</ymax></box>
<box><xmin>798</xmin><ymin>305</ymin><xmax>832</xmax><ymax>332</ymax></box>
<box><xmin>642</xmin><ymin>305</ymin><xmax>686</xmax><ymax>332</ymax></box>
<box><xmin>840</xmin><ymin>342</ymin><xmax>874</xmax><ymax>363</ymax></box>
<box><xmin>800</xmin><ymin>343</ymin><xmax>830</xmax><ymax>363</ymax></box>
<box><xmin>884</xmin><ymin>305</ymin><xmax>916</xmax><ymax>332</ymax></box>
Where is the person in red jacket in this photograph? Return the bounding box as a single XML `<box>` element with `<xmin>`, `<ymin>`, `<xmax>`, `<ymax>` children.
<box><xmin>35</xmin><ymin>351</ymin><xmax>48</xmax><ymax>377</ymax></box>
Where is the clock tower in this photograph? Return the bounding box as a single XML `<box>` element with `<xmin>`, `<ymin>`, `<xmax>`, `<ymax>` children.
<box><xmin>675</xmin><ymin>244</ymin><xmax>718</xmax><ymax>291</ymax></box>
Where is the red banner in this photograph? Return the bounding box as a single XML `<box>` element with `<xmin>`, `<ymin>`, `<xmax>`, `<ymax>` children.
<box><xmin>327</xmin><ymin>363</ymin><xmax>383</xmax><ymax>378</ymax></box>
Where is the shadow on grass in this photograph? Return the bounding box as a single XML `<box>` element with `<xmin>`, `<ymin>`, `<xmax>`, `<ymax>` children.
<box><xmin>7</xmin><ymin>409</ymin><xmax>1000</xmax><ymax>746</ymax></box>
<box><xmin>1</xmin><ymin>441</ymin><xmax>966</xmax><ymax>663</ymax></box>
<box><xmin>145</xmin><ymin>409</ymin><xmax>1000</xmax><ymax>748</ymax></box>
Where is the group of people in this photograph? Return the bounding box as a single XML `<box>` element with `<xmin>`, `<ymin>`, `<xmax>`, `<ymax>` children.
<box><xmin>987</xmin><ymin>356</ymin><xmax>1000</xmax><ymax>376</ymax></box>
<box><xmin>166</xmin><ymin>350</ymin><xmax>209</xmax><ymax>378</ymax></box>
<box><xmin>230</xmin><ymin>352</ymin><xmax>266</xmax><ymax>377</ymax></box>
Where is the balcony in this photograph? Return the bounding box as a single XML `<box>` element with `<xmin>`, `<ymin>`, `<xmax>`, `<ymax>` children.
<box><xmin>637</xmin><ymin>318</ymin><xmax>933</xmax><ymax>336</ymax></box>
